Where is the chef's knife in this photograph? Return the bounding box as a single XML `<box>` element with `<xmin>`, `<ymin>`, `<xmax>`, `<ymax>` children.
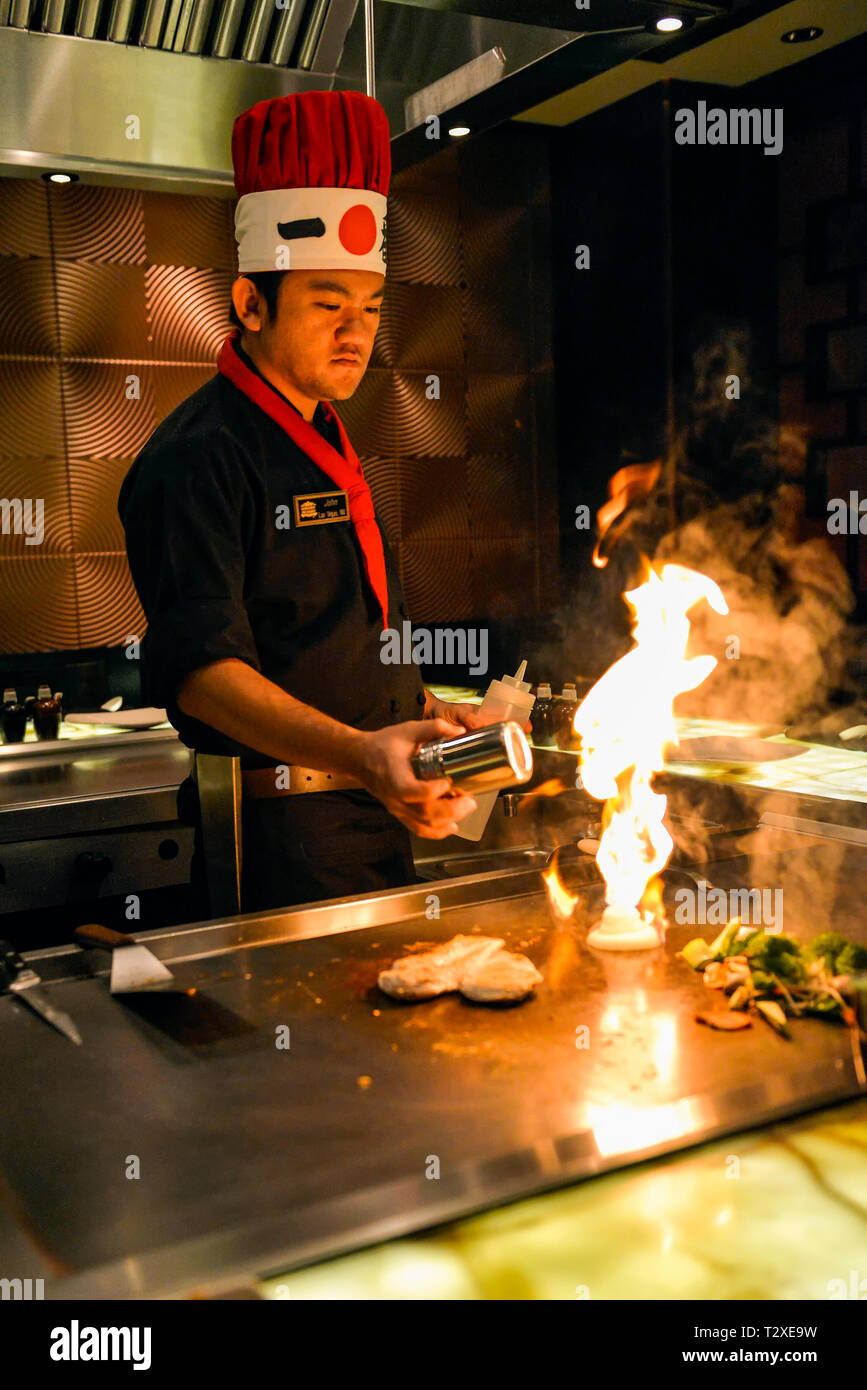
<box><xmin>0</xmin><ymin>939</ymin><xmax>82</xmax><ymax>1045</ymax></box>
<box><xmin>74</xmin><ymin>922</ymin><xmax>177</xmax><ymax>994</ymax></box>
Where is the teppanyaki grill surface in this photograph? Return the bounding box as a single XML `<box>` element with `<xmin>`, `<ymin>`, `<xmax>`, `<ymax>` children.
<box><xmin>0</xmin><ymin>833</ymin><xmax>864</xmax><ymax>1297</ymax></box>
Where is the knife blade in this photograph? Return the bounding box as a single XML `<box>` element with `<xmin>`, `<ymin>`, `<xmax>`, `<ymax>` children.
<box><xmin>0</xmin><ymin>940</ymin><xmax>83</xmax><ymax>1045</ymax></box>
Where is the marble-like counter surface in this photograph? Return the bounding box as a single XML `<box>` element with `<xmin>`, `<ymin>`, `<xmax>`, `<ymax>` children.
<box><xmin>262</xmin><ymin>1096</ymin><xmax>867</xmax><ymax>1300</ymax></box>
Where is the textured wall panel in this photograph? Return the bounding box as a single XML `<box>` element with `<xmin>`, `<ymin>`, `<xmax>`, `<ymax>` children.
<box><xmin>467</xmin><ymin>373</ymin><xmax>532</xmax><ymax>457</ymax></box>
<box><xmin>532</xmin><ymin>373</ymin><xmax>559</xmax><ymax>535</ymax></box>
<box><xmin>68</xmin><ymin>459</ymin><xmax>132</xmax><ymax>552</ymax></box>
<box><xmin>151</xmin><ymin>364</ymin><xmax>218</xmax><ymax>423</ymax></box>
<box><xmin>467</xmin><ymin>454</ymin><xmax>535</xmax><ymax>538</ymax></box>
<box><xmin>337</xmin><ymin>368</ymin><xmax>467</xmax><ymax>458</ymax></box>
<box><xmin>0</xmin><ymin>457</ymin><xmax>72</xmax><ymax>555</ymax></box>
<box><xmin>74</xmin><ymin>554</ymin><xmax>144</xmax><ymax>648</ymax></box>
<box><xmin>387</xmin><ymin>194</ymin><xmax>463</xmax><ymax>286</ymax></box>
<box><xmin>399</xmin><ymin>456</ymin><xmax>469</xmax><ymax>542</ymax></box>
<box><xmin>471</xmin><ymin>539</ymin><xmax>539</xmax><ymax>620</ymax></box>
<box><xmin>0</xmin><ymin>361</ymin><xmax>65</xmax><ymax>457</ymax></box>
<box><xmin>0</xmin><ymin>557</ymin><xmax>79</xmax><ymax>649</ymax></box>
<box><xmin>62</xmin><ymin>363</ymin><xmax>156</xmax><ymax>461</ymax></box>
<box><xmin>400</xmin><ymin>539</ymin><xmax>473</xmax><ymax>624</ymax></box>
<box><xmin>526</xmin><ymin>205</ymin><xmax>554</xmax><ymax>373</ymax></box>
<box><xmin>0</xmin><ymin>182</ymin><xmax>51</xmax><ymax>257</ymax></box>
<box><xmin>392</xmin><ymin>147</ymin><xmax>459</xmax><ymax>198</ymax></box>
<box><xmin>372</xmin><ymin>283</ymin><xmax>464</xmax><ymax>371</ymax></box>
<box><xmin>146</xmin><ymin>266</ymin><xmax>235</xmax><ymax>362</ymax></box>
<box><xmin>462</xmin><ymin>202</ymin><xmax>532</xmax><ymax>299</ymax></box>
<box><xmin>361</xmin><ymin>456</ymin><xmax>402</xmax><ymax>543</ymax></box>
<box><xmin>0</xmin><ymin>257</ymin><xmax>60</xmax><ymax>355</ymax></box>
<box><xmin>49</xmin><ymin>186</ymin><xmax>146</xmax><ymax>264</ymax></box>
<box><xmin>464</xmin><ymin>284</ymin><xmax>530</xmax><ymax>373</ymax></box>
<box><xmin>55</xmin><ymin>262</ymin><xmax>150</xmax><ymax>358</ymax></box>
<box><xmin>143</xmin><ymin>193</ymin><xmax>236</xmax><ymax>271</ymax></box>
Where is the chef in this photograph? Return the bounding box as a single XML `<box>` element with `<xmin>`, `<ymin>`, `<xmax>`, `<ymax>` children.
<box><xmin>119</xmin><ymin>89</ymin><xmax>489</xmax><ymax>912</ymax></box>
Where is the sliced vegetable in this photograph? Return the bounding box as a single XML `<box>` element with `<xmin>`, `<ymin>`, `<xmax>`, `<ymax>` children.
<box><xmin>681</xmin><ymin>925</ymin><xmax>867</xmax><ymax>1041</ymax></box>
<box><xmin>681</xmin><ymin>938</ymin><xmax>715</xmax><ymax>970</ymax></box>
<box><xmin>708</xmin><ymin>921</ymin><xmax>741</xmax><ymax>961</ymax></box>
<box><xmin>756</xmin><ymin>999</ymin><xmax>790</xmax><ymax>1037</ymax></box>
<box><xmin>729</xmin><ymin>984</ymin><xmax>753</xmax><ymax>1011</ymax></box>
<box><xmin>696</xmin><ymin>1010</ymin><xmax>753</xmax><ymax>1031</ymax></box>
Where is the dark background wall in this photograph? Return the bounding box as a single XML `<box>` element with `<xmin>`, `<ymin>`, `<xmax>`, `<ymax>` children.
<box><xmin>547</xmin><ymin>32</ymin><xmax>867</xmax><ymax>696</ymax></box>
<box><xmin>0</xmin><ymin>120</ymin><xmax>558</xmax><ymax>699</ymax></box>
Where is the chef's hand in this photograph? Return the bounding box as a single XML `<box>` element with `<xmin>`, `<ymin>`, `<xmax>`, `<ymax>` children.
<box><xmin>357</xmin><ymin>718</ymin><xmax>477</xmax><ymax>839</ymax></box>
<box><xmin>424</xmin><ymin>692</ymin><xmax>532</xmax><ymax>735</ymax></box>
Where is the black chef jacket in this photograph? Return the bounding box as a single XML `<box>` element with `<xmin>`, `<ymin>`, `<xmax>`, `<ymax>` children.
<box><xmin>118</xmin><ymin>341</ymin><xmax>426</xmax><ymax>767</ymax></box>
<box><xmin>118</xmin><ymin>341</ymin><xmax>427</xmax><ymax>912</ymax></box>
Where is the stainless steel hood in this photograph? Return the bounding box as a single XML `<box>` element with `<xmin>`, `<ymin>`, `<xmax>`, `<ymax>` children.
<box><xmin>0</xmin><ymin>0</ymin><xmax>359</xmax><ymax>193</ymax></box>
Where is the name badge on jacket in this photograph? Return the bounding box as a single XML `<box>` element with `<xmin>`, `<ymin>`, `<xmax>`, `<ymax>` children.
<box><xmin>292</xmin><ymin>490</ymin><xmax>350</xmax><ymax>527</ymax></box>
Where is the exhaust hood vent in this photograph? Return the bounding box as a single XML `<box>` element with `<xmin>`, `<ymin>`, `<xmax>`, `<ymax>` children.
<box><xmin>0</xmin><ymin>0</ymin><xmax>349</xmax><ymax>68</ymax></box>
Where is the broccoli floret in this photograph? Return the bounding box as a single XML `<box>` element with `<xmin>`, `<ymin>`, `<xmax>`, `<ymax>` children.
<box><xmin>745</xmin><ymin>932</ymin><xmax>805</xmax><ymax>981</ymax></box>
<box><xmin>801</xmin><ymin>995</ymin><xmax>844</xmax><ymax>1018</ymax></box>
<box><xmin>835</xmin><ymin>942</ymin><xmax>867</xmax><ymax>975</ymax></box>
<box><xmin>805</xmin><ymin>932</ymin><xmax>847</xmax><ymax>972</ymax></box>
<box><xmin>750</xmin><ymin>969</ymin><xmax>776</xmax><ymax>993</ymax></box>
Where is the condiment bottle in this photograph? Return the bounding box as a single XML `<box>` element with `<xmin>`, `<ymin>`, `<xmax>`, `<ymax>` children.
<box><xmin>0</xmin><ymin>688</ymin><xmax>28</xmax><ymax>744</ymax></box>
<box><xmin>530</xmin><ymin>683</ymin><xmax>556</xmax><ymax>747</ymax></box>
<box><xmin>554</xmin><ymin>682</ymin><xmax>580</xmax><ymax>751</ymax></box>
<box><xmin>454</xmin><ymin>660</ymin><xmax>536</xmax><ymax>842</ymax></box>
<box><xmin>32</xmin><ymin>684</ymin><xmax>62</xmax><ymax>740</ymax></box>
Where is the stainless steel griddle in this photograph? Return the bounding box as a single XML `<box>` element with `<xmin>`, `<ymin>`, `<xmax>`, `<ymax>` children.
<box><xmin>0</xmin><ymin>820</ymin><xmax>864</xmax><ymax>1299</ymax></box>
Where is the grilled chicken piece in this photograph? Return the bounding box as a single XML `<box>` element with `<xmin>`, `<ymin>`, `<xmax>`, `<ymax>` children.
<box><xmin>459</xmin><ymin>950</ymin><xmax>543</xmax><ymax>1003</ymax></box>
<box><xmin>377</xmin><ymin>935</ymin><xmax>504</xmax><ymax>1000</ymax></box>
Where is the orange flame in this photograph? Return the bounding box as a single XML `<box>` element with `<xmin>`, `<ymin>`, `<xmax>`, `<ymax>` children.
<box><xmin>515</xmin><ymin>778</ymin><xmax>567</xmax><ymax>806</ymax></box>
<box><xmin>542</xmin><ymin>855</ymin><xmax>579</xmax><ymax>920</ymax></box>
<box><xmin>574</xmin><ymin>563</ymin><xmax>728</xmax><ymax>922</ymax></box>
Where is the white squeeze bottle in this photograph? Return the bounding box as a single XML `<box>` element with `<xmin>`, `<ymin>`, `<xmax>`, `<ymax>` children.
<box><xmin>455</xmin><ymin>660</ymin><xmax>536</xmax><ymax>841</ymax></box>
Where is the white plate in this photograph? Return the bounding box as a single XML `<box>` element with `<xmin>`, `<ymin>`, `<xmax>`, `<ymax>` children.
<box><xmin>64</xmin><ymin>708</ymin><xmax>169</xmax><ymax>729</ymax></box>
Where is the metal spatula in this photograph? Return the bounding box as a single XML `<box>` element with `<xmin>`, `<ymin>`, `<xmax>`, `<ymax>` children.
<box><xmin>74</xmin><ymin>923</ymin><xmax>177</xmax><ymax>994</ymax></box>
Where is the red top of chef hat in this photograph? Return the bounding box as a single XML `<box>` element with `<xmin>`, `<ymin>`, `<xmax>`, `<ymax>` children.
<box><xmin>231</xmin><ymin>90</ymin><xmax>392</xmax><ymax>200</ymax></box>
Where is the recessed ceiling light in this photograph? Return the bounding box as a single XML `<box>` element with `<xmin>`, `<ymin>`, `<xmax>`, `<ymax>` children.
<box><xmin>448</xmin><ymin>126</ymin><xmax>470</xmax><ymax>138</ymax></box>
<box><xmin>645</xmin><ymin>14</ymin><xmax>693</xmax><ymax>36</ymax></box>
<box><xmin>781</xmin><ymin>26</ymin><xmax>823</xmax><ymax>43</ymax></box>
<box><xmin>41</xmin><ymin>171</ymin><xmax>79</xmax><ymax>184</ymax></box>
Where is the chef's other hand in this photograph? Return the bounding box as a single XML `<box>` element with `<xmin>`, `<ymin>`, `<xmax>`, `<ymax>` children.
<box><xmin>425</xmin><ymin>694</ymin><xmax>532</xmax><ymax>735</ymax></box>
<box><xmin>358</xmin><ymin>718</ymin><xmax>477</xmax><ymax>839</ymax></box>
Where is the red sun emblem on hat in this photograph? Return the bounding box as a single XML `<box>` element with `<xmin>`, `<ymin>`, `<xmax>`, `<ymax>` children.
<box><xmin>338</xmin><ymin>204</ymin><xmax>378</xmax><ymax>255</ymax></box>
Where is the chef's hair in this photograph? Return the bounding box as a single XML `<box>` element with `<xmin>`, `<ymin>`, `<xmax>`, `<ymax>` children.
<box><xmin>228</xmin><ymin>271</ymin><xmax>287</xmax><ymax>331</ymax></box>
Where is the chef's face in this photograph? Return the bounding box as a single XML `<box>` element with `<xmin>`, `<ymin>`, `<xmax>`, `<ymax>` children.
<box><xmin>240</xmin><ymin>269</ymin><xmax>384</xmax><ymax>402</ymax></box>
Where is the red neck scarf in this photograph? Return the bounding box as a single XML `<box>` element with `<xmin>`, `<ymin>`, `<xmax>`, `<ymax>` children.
<box><xmin>217</xmin><ymin>330</ymin><xmax>389</xmax><ymax>631</ymax></box>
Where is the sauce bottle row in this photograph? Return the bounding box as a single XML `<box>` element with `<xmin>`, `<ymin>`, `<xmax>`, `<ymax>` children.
<box><xmin>0</xmin><ymin>686</ymin><xmax>63</xmax><ymax>743</ymax></box>
<box><xmin>529</xmin><ymin>683</ymin><xmax>581</xmax><ymax>751</ymax></box>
